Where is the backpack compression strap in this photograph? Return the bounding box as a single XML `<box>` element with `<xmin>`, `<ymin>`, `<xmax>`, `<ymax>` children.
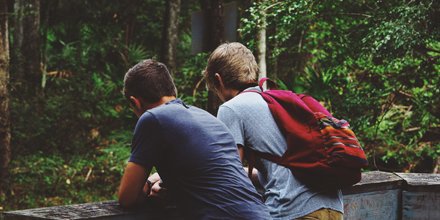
<box><xmin>259</xmin><ymin>77</ymin><xmax>268</xmax><ymax>90</ymax></box>
<box><xmin>259</xmin><ymin>77</ymin><xmax>278</xmax><ymax>91</ymax></box>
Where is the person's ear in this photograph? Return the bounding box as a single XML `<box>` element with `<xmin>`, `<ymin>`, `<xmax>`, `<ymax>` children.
<box><xmin>214</xmin><ymin>73</ymin><xmax>225</xmax><ymax>90</ymax></box>
<box><xmin>129</xmin><ymin>96</ymin><xmax>142</xmax><ymax>110</ymax></box>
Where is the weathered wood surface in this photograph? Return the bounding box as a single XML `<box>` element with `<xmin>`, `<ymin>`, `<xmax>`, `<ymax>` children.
<box><xmin>402</xmin><ymin>191</ymin><xmax>440</xmax><ymax>220</ymax></box>
<box><xmin>344</xmin><ymin>189</ymin><xmax>401</xmax><ymax>220</ymax></box>
<box><xmin>1</xmin><ymin>171</ymin><xmax>439</xmax><ymax>220</ymax></box>
<box><xmin>1</xmin><ymin>201</ymin><xmax>182</xmax><ymax>220</ymax></box>
<box><xmin>396</xmin><ymin>172</ymin><xmax>440</xmax><ymax>220</ymax></box>
<box><xmin>396</xmin><ymin>172</ymin><xmax>440</xmax><ymax>190</ymax></box>
<box><xmin>342</xmin><ymin>171</ymin><xmax>403</xmax><ymax>194</ymax></box>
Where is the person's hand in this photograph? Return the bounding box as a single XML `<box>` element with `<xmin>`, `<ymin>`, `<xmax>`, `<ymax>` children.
<box><xmin>142</xmin><ymin>172</ymin><xmax>167</xmax><ymax>198</ymax></box>
<box><xmin>149</xmin><ymin>180</ymin><xmax>167</xmax><ymax>198</ymax></box>
<box><xmin>148</xmin><ymin>172</ymin><xmax>161</xmax><ymax>183</ymax></box>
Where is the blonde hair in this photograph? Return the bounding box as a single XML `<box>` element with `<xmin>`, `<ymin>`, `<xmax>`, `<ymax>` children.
<box><xmin>204</xmin><ymin>42</ymin><xmax>259</xmax><ymax>91</ymax></box>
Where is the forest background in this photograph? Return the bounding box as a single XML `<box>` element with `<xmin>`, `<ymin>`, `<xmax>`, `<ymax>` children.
<box><xmin>0</xmin><ymin>0</ymin><xmax>438</xmax><ymax>211</ymax></box>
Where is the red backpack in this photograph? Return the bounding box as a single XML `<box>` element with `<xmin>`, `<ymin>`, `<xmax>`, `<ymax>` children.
<box><xmin>244</xmin><ymin>78</ymin><xmax>368</xmax><ymax>190</ymax></box>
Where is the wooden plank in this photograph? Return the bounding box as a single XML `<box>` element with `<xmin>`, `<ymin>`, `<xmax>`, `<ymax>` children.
<box><xmin>343</xmin><ymin>171</ymin><xmax>403</xmax><ymax>194</ymax></box>
<box><xmin>356</xmin><ymin>171</ymin><xmax>402</xmax><ymax>186</ymax></box>
<box><xmin>4</xmin><ymin>171</ymin><xmax>439</xmax><ymax>219</ymax></box>
<box><xmin>395</xmin><ymin>172</ymin><xmax>440</xmax><ymax>191</ymax></box>
<box><xmin>1</xmin><ymin>201</ymin><xmax>182</xmax><ymax>220</ymax></box>
<box><xmin>344</xmin><ymin>189</ymin><xmax>401</xmax><ymax>220</ymax></box>
<box><xmin>402</xmin><ymin>191</ymin><xmax>440</xmax><ymax>220</ymax></box>
<box><xmin>397</xmin><ymin>173</ymin><xmax>440</xmax><ymax>219</ymax></box>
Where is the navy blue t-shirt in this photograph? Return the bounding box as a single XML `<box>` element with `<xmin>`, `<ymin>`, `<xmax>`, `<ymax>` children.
<box><xmin>129</xmin><ymin>99</ymin><xmax>271</xmax><ymax>219</ymax></box>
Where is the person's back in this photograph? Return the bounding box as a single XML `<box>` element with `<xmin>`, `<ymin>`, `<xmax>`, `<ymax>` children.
<box><xmin>118</xmin><ymin>59</ymin><xmax>271</xmax><ymax>220</ymax></box>
<box><xmin>218</xmin><ymin>88</ymin><xmax>343</xmax><ymax>219</ymax></box>
<box><xmin>204</xmin><ymin>42</ymin><xmax>344</xmax><ymax>219</ymax></box>
<box><xmin>134</xmin><ymin>99</ymin><xmax>270</xmax><ymax>219</ymax></box>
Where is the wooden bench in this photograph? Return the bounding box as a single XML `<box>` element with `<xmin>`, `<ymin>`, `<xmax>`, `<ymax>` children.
<box><xmin>2</xmin><ymin>171</ymin><xmax>439</xmax><ymax>220</ymax></box>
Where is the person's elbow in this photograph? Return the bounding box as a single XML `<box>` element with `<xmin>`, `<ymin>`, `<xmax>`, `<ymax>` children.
<box><xmin>118</xmin><ymin>190</ymin><xmax>138</xmax><ymax>208</ymax></box>
<box><xmin>118</xmin><ymin>162</ymin><xmax>149</xmax><ymax>208</ymax></box>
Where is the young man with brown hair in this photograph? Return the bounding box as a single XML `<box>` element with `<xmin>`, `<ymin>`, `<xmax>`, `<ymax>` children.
<box><xmin>204</xmin><ymin>42</ymin><xmax>344</xmax><ymax>220</ymax></box>
<box><xmin>118</xmin><ymin>59</ymin><xmax>271</xmax><ymax>219</ymax></box>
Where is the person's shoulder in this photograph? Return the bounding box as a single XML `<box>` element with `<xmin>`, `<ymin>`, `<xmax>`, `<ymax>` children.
<box><xmin>139</xmin><ymin>102</ymin><xmax>180</xmax><ymax>121</ymax></box>
<box><xmin>146</xmin><ymin>100</ymin><xmax>202</xmax><ymax>125</ymax></box>
<box><xmin>148</xmin><ymin>101</ymin><xmax>183</xmax><ymax>116</ymax></box>
<box><xmin>138</xmin><ymin>110</ymin><xmax>158</xmax><ymax>124</ymax></box>
<box><xmin>221</xmin><ymin>90</ymin><xmax>262</xmax><ymax>110</ymax></box>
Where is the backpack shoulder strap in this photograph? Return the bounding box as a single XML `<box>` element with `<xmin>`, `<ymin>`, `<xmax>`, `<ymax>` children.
<box><xmin>259</xmin><ymin>77</ymin><xmax>279</xmax><ymax>91</ymax></box>
<box><xmin>259</xmin><ymin>77</ymin><xmax>268</xmax><ymax>90</ymax></box>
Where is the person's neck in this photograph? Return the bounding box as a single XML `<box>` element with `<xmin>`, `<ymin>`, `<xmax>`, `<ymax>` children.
<box><xmin>223</xmin><ymin>88</ymin><xmax>242</xmax><ymax>101</ymax></box>
<box><xmin>149</xmin><ymin>96</ymin><xmax>176</xmax><ymax>109</ymax></box>
<box><xmin>144</xmin><ymin>96</ymin><xmax>176</xmax><ymax>111</ymax></box>
<box><xmin>230</xmin><ymin>89</ymin><xmax>240</xmax><ymax>98</ymax></box>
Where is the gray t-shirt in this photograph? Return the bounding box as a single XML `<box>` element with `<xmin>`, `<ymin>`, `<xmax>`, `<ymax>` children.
<box><xmin>217</xmin><ymin>87</ymin><xmax>344</xmax><ymax>220</ymax></box>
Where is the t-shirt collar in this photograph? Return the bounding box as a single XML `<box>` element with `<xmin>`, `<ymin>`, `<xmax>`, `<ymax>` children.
<box><xmin>166</xmin><ymin>98</ymin><xmax>181</xmax><ymax>105</ymax></box>
<box><xmin>242</xmin><ymin>86</ymin><xmax>262</xmax><ymax>92</ymax></box>
<box><xmin>166</xmin><ymin>98</ymin><xmax>189</xmax><ymax>108</ymax></box>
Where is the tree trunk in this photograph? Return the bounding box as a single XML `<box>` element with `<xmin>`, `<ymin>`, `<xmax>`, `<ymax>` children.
<box><xmin>0</xmin><ymin>0</ymin><xmax>11</xmax><ymax>194</ymax></box>
<box><xmin>202</xmin><ymin>0</ymin><xmax>224</xmax><ymax>51</ymax></box>
<box><xmin>201</xmin><ymin>0</ymin><xmax>224</xmax><ymax>115</ymax></box>
<box><xmin>11</xmin><ymin>0</ymin><xmax>23</xmax><ymax>80</ymax></box>
<box><xmin>12</xmin><ymin>0</ymin><xmax>41</xmax><ymax>94</ymax></box>
<box><xmin>161</xmin><ymin>0</ymin><xmax>181</xmax><ymax>75</ymax></box>
<box><xmin>256</xmin><ymin>6</ymin><xmax>267</xmax><ymax>83</ymax></box>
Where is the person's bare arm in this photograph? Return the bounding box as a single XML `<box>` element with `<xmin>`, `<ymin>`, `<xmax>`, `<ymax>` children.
<box><xmin>237</xmin><ymin>144</ymin><xmax>262</xmax><ymax>189</ymax></box>
<box><xmin>118</xmin><ymin>162</ymin><xmax>152</xmax><ymax>208</ymax></box>
<box><xmin>237</xmin><ymin>144</ymin><xmax>245</xmax><ymax>162</ymax></box>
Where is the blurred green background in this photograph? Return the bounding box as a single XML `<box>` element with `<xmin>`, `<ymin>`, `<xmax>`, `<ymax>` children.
<box><xmin>0</xmin><ymin>0</ymin><xmax>438</xmax><ymax>211</ymax></box>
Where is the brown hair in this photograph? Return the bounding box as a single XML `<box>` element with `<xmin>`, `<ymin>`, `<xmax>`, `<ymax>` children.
<box><xmin>124</xmin><ymin>59</ymin><xmax>177</xmax><ymax>103</ymax></box>
<box><xmin>204</xmin><ymin>42</ymin><xmax>259</xmax><ymax>91</ymax></box>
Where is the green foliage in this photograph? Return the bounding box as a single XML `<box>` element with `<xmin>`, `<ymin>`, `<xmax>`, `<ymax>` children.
<box><xmin>4</xmin><ymin>0</ymin><xmax>439</xmax><ymax>212</ymax></box>
<box><xmin>174</xmin><ymin>52</ymin><xmax>209</xmax><ymax>108</ymax></box>
<box><xmin>1</xmin><ymin>131</ymin><xmax>131</xmax><ymax>210</ymax></box>
<box><xmin>240</xmin><ymin>0</ymin><xmax>440</xmax><ymax>172</ymax></box>
<box><xmin>6</xmin><ymin>0</ymin><xmax>196</xmax><ymax>210</ymax></box>
<box><xmin>4</xmin><ymin>0</ymin><xmax>207</xmax><ymax>211</ymax></box>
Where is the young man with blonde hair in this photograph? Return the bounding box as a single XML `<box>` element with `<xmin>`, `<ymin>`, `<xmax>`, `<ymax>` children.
<box><xmin>205</xmin><ymin>42</ymin><xmax>344</xmax><ymax>220</ymax></box>
<box><xmin>119</xmin><ymin>59</ymin><xmax>271</xmax><ymax>219</ymax></box>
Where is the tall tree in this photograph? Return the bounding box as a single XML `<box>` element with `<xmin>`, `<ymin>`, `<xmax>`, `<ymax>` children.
<box><xmin>256</xmin><ymin>1</ymin><xmax>267</xmax><ymax>81</ymax></box>
<box><xmin>12</xmin><ymin>0</ymin><xmax>41</xmax><ymax>93</ymax></box>
<box><xmin>161</xmin><ymin>0</ymin><xmax>181</xmax><ymax>75</ymax></box>
<box><xmin>0</xmin><ymin>0</ymin><xmax>10</xmax><ymax>193</ymax></box>
<box><xmin>201</xmin><ymin>0</ymin><xmax>224</xmax><ymax>115</ymax></box>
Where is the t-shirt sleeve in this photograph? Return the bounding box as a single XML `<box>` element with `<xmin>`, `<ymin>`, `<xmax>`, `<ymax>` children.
<box><xmin>217</xmin><ymin>105</ymin><xmax>245</xmax><ymax>146</ymax></box>
<box><xmin>129</xmin><ymin>111</ymin><xmax>161</xmax><ymax>169</ymax></box>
